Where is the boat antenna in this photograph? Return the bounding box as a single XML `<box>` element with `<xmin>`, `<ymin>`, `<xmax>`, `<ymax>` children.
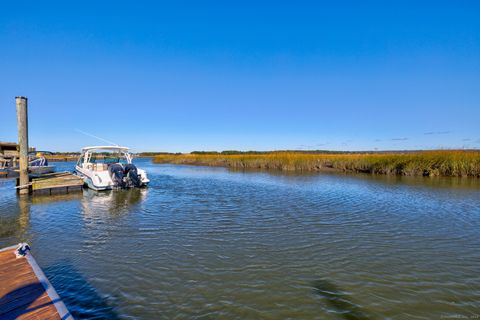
<box><xmin>75</xmin><ymin>129</ymin><xmax>119</xmax><ymax>146</ymax></box>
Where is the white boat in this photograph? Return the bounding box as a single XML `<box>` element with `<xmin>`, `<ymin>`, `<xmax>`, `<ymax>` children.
<box><xmin>29</xmin><ymin>151</ymin><xmax>55</xmax><ymax>175</ymax></box>
<box><xmin>75</xmin><ymin>146</ymin><xmax>149</xmax><ymax>191</ymax></box>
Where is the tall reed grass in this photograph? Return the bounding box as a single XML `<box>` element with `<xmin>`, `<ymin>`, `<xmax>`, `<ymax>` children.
<box><xmin>153</xmin><ymin>151</ymin><xmax>480</xmax><ymax>177</ymax></box>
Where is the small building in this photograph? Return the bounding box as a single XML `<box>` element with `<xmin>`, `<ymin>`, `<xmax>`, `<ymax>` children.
<box><xmin>0</xmin><ymin>141</ymin><xmax>35</xmax><ymax>170</ymax></box>
<box><xmin>0</xmin><ymin>141</ymin><xmax>19</xmax><ymax>158</ymax></box>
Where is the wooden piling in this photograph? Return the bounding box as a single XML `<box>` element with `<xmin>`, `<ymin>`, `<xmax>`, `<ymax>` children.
<box><xmin>16</xmin><ymin>96</ymin><xmax>29</xmax><ymax>195</ymax></box>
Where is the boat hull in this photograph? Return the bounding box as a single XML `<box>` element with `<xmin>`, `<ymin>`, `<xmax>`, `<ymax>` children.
<box><xmin>75</xmin><ymin>167</ymin><xmax>149</xmax><ymax>191</ymax></box>
<box><xmin>29</xmin><ymin>165</ymin><xmax>55</xmax><ymax>175</ymax></box>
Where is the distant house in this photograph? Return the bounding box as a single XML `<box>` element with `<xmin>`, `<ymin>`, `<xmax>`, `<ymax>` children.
<box><xmin>0</xmin><ymin>141</ymin><xmax>18</xmax><ymax>170</ymax></box>
<box><xmin>0</xmin><ymin>141</ymin><xmax>36</xmax><ymax>156</ymax></box>
<box><xmin>0</xmin><ymin>141</ymin><xmax>36</xmax><ymax>170</ymax></box>
<box><xmin>0</xmin><ymin>141</ymin><xmax>18</xmax><ymax>157</ymax></box>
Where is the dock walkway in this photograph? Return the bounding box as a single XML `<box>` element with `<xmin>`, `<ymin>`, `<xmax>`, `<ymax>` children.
<box><xmin>0</xmin><ymin>245</ymin><xmax>73</xmax><ymax>319</ymax></box>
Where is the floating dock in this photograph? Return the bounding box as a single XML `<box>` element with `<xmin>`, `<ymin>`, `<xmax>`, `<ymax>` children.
<box><xmin>0</xmin><ymin>245</ymin><xmax>73</xmax><ymax>319</ymax></box>
<box><xmin>2</xmin><ymin>171</ymin><xmax>85</xmax><ymax>195</ymax></box>
<box><xmin>0</xmin><ymin>170</ymin><xmax>18</xmax><ymax>179</ymax></box>
<box><xmin>0</xmin><ymin>171</ymin><xmax>10</xmax><ymax>177</ymax></box>
<box><xmin>30</xmin><ymin>172</ymin><xmax>84</xmax><ymax>194</ymax></box>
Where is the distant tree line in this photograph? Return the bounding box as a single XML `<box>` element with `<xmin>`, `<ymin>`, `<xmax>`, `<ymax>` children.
<box><xmin>138</xmin><ymin>152</ymin><xmax>183</xmax><ymax>157</ymax></box>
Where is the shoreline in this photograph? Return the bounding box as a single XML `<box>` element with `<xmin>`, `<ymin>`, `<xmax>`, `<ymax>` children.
<box><xmin>152</xmin><ymin>151</ymin><xmax>480</xmax><ymax>177</ymax></box>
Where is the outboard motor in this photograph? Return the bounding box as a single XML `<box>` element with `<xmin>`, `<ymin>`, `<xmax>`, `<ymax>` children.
<box><xmin>108</xmin><ymin>163</ymin><xmax>126</xmax><ymax>188</ymax></box>
<box><xmin>124</xmin><ymin>163</ymin><xmax>142</xmax><ymax>187</ymax></box>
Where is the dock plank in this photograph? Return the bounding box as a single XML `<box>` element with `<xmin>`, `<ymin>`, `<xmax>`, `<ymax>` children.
<box><xmin>31</xmin><ymin>171</ymin><xmax>84</xmax><ymax>192</ymax></box>
<box><xmin>0</xmin><ymin>246</ymin><xmax>73</xmax><ymax>320</ymax></box>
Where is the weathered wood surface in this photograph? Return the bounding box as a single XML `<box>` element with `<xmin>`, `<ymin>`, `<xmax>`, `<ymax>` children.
<box><xmin>31</xmin><ymin>172</ymin><xmax>84</xmax><ymax>192</ymax></box>
<box><xmin>0</xmin><ymin>246</ymin><xmax>72</xmax><ymax>319</ymax></box>
<box><xmin>16</xmin><ymin>97</ymin><xmax>29</xmax><ymax>195</ymax></box>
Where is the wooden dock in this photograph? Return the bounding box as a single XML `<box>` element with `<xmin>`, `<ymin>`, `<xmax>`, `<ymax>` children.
<box><xmin>0</xmin><ymin>245</ymin><xmax>73</xmax><ymax>319</ymax></box>
<box><xmin>29</xmin><ymin>172</ymin><xmax>84</xmax><ymax>194</ymax></box>
<box><xmin>3</xmin><ymin>170</ymin><xmax>84</xmax><ymax>194</ymax></box>
<box><xmin>0</xmin><ymin>170</ymin><xmax>18</xmax><ymax>179</ymax></box>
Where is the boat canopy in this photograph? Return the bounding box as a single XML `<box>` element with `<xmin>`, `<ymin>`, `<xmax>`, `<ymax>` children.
<box><xmin>81</xmin><ymin>146</ymin><xmax>130</xmax><ymax>152</ymax></box>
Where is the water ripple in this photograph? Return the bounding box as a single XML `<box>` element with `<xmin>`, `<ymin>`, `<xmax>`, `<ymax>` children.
<box><xmin>0</xmin><ymin>160</ymin><xmax>479</xmax><ymax>319</ymax></box>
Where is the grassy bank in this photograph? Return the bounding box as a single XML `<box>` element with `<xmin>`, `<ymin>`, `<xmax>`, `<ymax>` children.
<box><xmin>153</xmin><ymin>150</ymin><xmax>480</xmax><ymax>177</ymax></box>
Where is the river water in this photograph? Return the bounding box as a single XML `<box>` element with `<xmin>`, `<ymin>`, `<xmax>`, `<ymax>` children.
<box><xmin>0</xmin><ymin>159</ymin><xmax>479</xmax><ymax>319</ymax></box>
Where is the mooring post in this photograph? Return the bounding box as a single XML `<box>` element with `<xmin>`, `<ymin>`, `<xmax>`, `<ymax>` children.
<box><xmin>16</xmin><ymin>96</ymin><xmax>29</xmax><ymax>195</ymax></box>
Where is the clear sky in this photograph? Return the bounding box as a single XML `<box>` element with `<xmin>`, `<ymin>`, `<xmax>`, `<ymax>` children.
<box><xmin>1</xmin><ymin>1</ymin><xmax>479</xmax><ymax>152</ymax></box>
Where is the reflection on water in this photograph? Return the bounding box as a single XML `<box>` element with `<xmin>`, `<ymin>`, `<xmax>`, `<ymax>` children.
<box><xmin>232</xmin><ymin>166</ymin><xmax>480</xmax><ymax>190</ymax></box>
<box><xmin>0</xmin><ymin>159</ymin><xmax>479</xmax><ymax>319</ymax></box>
<box><xmin>31</xmin><ymin>192</ymin><xmax>84</xmax><ymax>205</ymax></box>
<box><xmin>81</xmin><ymin>188</ymin><xmax>147</xmax><ymax>218</ymax></box>
<box><xmin>0</xmin><ymin>193</ymin><xmax>30</xmax><ymax>240</ymax></box>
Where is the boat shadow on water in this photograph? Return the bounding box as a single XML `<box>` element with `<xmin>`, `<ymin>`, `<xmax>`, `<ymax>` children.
<box><xmin>44</xmin><ymin>260</ymin><xmax>121</xmax><ymax>319</ymax></box>
<box><xmin>313</xmin><ymin>279</ymin><xmax>376</xmax><ymax>320</ymax></box>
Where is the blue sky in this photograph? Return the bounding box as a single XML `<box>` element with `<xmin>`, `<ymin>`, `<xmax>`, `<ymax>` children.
<box><xmin>1</xmin><ymin>1</ymin><xmax>479</xmax><ymax>152</ymax></box>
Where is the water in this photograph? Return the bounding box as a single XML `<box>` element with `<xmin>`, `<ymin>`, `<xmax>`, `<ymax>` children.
<box><xmin>1</xmin><ymin>159</ymin><xmax>479</xmax><ymax>319</ymax></box>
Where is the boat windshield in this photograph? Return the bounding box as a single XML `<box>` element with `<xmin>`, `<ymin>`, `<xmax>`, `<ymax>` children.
<box><xmin>89</xmin><ymin>153</ymin><xmax>129</xmax><ymax>165</ymax></box>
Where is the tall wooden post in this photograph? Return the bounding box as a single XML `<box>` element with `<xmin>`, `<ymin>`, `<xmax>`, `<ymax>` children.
<box><xmin>16</xmin><ymin>96</ymin><xmax>29</xmax><ymax>195</ymax></box>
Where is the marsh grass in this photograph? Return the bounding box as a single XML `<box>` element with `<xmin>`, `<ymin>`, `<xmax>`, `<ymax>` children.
<box><xmin>45</xmin><ymin>155</ymin><xmax>78</xmax><ymax>162</ymax></box>
<box><xmin>153</xmin><ymin>151</ymin><xmax>480</xmax><ymax>177</ymax></box>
